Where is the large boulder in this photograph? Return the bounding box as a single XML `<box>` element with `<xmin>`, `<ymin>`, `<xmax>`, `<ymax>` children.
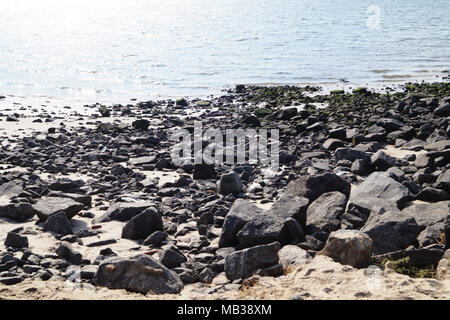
<box><xmin>285</xmin><ymin>173</ymin><xmax>351</xmax><ymax>202</ymax></box>
<box><xmin>318</xmin><ymin>230</ymin><xmax>372</xmax><ymax>268</ymax></box>
<box><xmin>93</xmin><ymin>201</ymin><xmax>156</xmax><ymax>223</ymax></box>
<box><xmin>361</xmin><ymin>211</ymin><xmax>421</xmax><ymax>254</ymax></box>
<box><xmin>33</xmin><ymin>197</ymin><xmax>84</xmax><ymax>222</ymax></box>
<box><xmin>95</xmin><ymin>255</ymin><xmax>183</xmax><ymax>294</ymax></box>
<box><xmin>235</xmin><ymin>195</ymin><xmax>308</xmax><ymax>248</ymax></box>
<box><xmin>349</xmin><ymin>172</ymin><xmax>412</xmax><ymax>209</ymax></box>
<box><xmin>307</xmin><ymin>192</ymin><xmax>347</xmax><ymax>232</ymax></box>
<box><xmin>224</xmin><ymin>242</ymin><xmax>281</xmax><ymax>280</ymax></box>
<box><xmin>0</xmin><ymin>203</ymin><xmax>37</xmax><ymax>222</ymax></box>
<box><xmin>218</xmin><ymin>171</ymin><xmax>243</xmax><ymax>195</ymax></box>
<box><xmin>218</xmin><ymin>199</ymin><xmax>263</xmax><ymax>247</ymax></box>
<box><xmin>121</xmin><ymin>208</ymin><xmax>163</xmax><ymax>240</ymax></box>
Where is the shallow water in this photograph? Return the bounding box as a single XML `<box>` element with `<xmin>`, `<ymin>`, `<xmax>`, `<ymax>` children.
<box><xmin>0</xmin><ymin>0</ymin><xmax>449</xmax><ymax>101</ymax></box>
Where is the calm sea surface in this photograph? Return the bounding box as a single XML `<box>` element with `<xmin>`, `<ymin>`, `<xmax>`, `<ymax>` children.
<box><xmin>0</xmin><ymin>0</ymin><xmax>449</xmax><ymax>101</ymax></box>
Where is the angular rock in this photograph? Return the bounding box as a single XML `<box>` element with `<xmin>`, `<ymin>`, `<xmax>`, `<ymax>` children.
<box><xmin>235</xmin><ymin>195</ymin><xmax>308</xmax><ymax>248</ymax></box>
<box><xmin>361</xmin><ymin>211</ymin><xmax>421</xmax><ymax>255</ymax></box>
<box><xmin>318</xmin><ymin>230</ymin><xmax>372</xmax><ymax>268</ymax></box>
<box><xmin>95</xmin><ymin>255</ymin><xmax>183</xmax><ymax>294</ymax></box>
<box><xmin>121</xmin><ymin>208</ymin><xmax>163</xmax><ymax>240</ymax></box>
<box><xmin>370</xmin><ymin>151</ymin><xmax>395</xmax><ymax>171</ymax></box>
<box><xmin>4</xmin><ymin>232</ymin><xmax>28</xmax><ymax>248</ymax></box>
<box><xmin>334</xmin><ymin>148</ymin><xmax>370</xmax><ymax>162</ymax></box>
<box><xmin>285</xmin><ymin>173</ymin><xmax>351</xmax><ymax>202</ymax></box>
<box><xmin>43</xmin><ymin>211</ymin><xmax>73</xmax><ymax>235</ymax></box>
<box><xmin>225</xmin><ymin>242</ymin><xmax>281</xmax><ymax>280</ymax></box>
<box><xmin>93</xmin><ymin>201</ymin><xmax>155</xmax><ymax>223</ymax></box>
<box><xmin>349</xmin><ymin>172</ymin><xmax>412</xmax><ymax>209</ymax></box>
<box><xmin>56</xmin><ymin>242</ymin><xmax>82</xmax><ymax>265</ymax></box>
<box><xmin>33</xmin><ymin>197</ymin><xmax>84</xmax><ymax>222</ymax></box>
<box><xmin>401</xmin><ymin>201</ymin><xmax>450</xmax><ymax>229</ymax></box>
<box><xmin>0</xmin><ymin>203</ymin><xmax>37</xmax><ymax>222</ymax></box>
<box><xmin>219</xmin><ymin>199</ymin><xmax>263</xmax><ymax>247</ymax></box>
<box><xmin>307</xmin><ymin>191</ymin><xmax>347</xmax><ymax>233</ymax></box>
<box><xmin>159</xmin><ymin>248</ymin><xmax>187</xmax><ymax>269</ymax></box>
<box><xmin>218</xmin><ymin>171</ymin><xmax>243</xmax><ymax>195</ymax></box>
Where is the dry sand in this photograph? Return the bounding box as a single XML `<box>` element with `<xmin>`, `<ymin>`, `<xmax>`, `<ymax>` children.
<box><xmin>1</xmin><ymin>255</ymin><xmax>449</xmax><ymax>300</ymax></box>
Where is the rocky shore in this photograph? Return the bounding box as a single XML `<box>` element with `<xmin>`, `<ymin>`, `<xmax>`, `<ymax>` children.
<box><xmin>0</xmin><ymin>82</ymin><xmax>449</xmax><ymax>300</ymax></box>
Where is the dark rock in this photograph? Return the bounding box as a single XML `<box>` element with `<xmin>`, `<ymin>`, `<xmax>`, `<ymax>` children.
<box><xmin>370</xmin><ymin>151</ymin><xmax>395</xmax><ymax>171</ymax></box>
<box><xmin>4</xmin><ymin>232</ymin><xmax>28</xmax><ymax>248</ymax></box>
<box><xmin>224</xmin><ymin>242</ymin><xmax>281</xmax><ymax>280</ymax></box>
<box><xmin>218</xmin><ymin>171</ymin><xmax>243</xmax><ymax>195</ymax></box>
<box><xmin>193</xmin><ymin>163</ymin><xmax>216</xmax><ymax>180</ymax></box>
<box><xmin>306</xmin><ymin>191</ymin><xmax>347</xmax><ymax>233</ymax></box>
<box><xmin>56</xmin><ymin>242</ymin><xmax>82</xmax><ymax>264</ymax></box>
<box><xmin>33</xmin><ymin>197</ymin><xmax>84</xmax><ymax>222</ymax></box>
<box><xmin>95</xmin><ymin>255</ymin><xmax>183</xmax><ymax>294</ymax></box>
<box><xmin>416</xmin><ymin>187</ymin><xmax>450</xmax><ymax>202</ymax></box>
<box><xmin>43</xmin><ymin>211</ymin><xmax>73</xmax><ymax>235</ymax></box>
<box><xmin>93</xmin><ymin>201</ymin><xmax>155</xmax><ymax>223</ymax></box>
<box><xmin>361</xmin><ymin>211</ymin><xmax>421</xmax><ymax>255</ymax></box>
<box><xmin>144</xmin><ymin>231</ymin><xmax>168</xmax><ymax>246</ymax></box>
<box><xmin>0</xmin><ymin>203</ymin><xmax>37</xmax><ymax>222</ymax></box>
<box><xmin>159</xmin><ymin>248</ymin><xmax>187</xmax><ymax>269</ymax></box>
<box><xmin>285</xmin><ymin>173</ymin><xmax>351</xmax><ymax>202</ymax></box>
<box><xmin>219</xmin><ymin>199</ymin><xmax>263</xmax><ymax>247</ymax></box>
<box><xmin>334</xmin><ymin>148</ymin><xmax>370</xmax><ymax>162</ymax></box>
<box><xmin>132</xmin><ymin>119</ymin><xmax>150</xmax><ymax>130</ymax></box>
<box><xmin>121</xmin><ymin>208</ymin><xmax>163</xmax><ymax>240</ymax></box>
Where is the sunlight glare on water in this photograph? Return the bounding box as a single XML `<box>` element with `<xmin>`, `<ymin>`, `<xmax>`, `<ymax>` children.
<box><xmin>0</xmin><ymin>0</ymin><xmax>449</xmax><ymax>101</ymax></box>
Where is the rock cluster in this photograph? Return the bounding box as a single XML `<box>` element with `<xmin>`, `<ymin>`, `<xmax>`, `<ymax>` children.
<box><xmin>0</xmin><ymin>82</ymin><xmax>449</xmax><ymax>294</ymax></box>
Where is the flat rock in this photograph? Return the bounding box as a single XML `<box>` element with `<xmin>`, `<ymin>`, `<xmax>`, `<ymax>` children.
<box><xmin>349</xmin><ymin>172</ymin><xmax>412</xmax><ymax>209</ymax></box>
<box><xmin>33</xmin><ymin>197</ymin><xmax>84</xmax><ymax>222</ymax></box>
<box><xmin>93</xmin><ymin>201</ymin><xmax>156</xmax><ymax>223</ymax></box>
<box><xmin>285</xmin><ymin>173</ymin><xmax>351</xmax><ymax>202</ymax></box>
<box><xmin>95</xmin><ymin>255</ymin><xmax>183</xmax><ymax>294</ymax></box>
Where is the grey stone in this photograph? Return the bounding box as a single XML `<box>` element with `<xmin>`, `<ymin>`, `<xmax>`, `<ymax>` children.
<box><xmin>361</xmin><ymin>211</ymin><xmax>421</xmax><ymax>255</ymax></box>
<box><xmin>43</xmin><ymin>211</ymin><xmax>73</xmax><ymax>235</ymax></box>
<box><xmin>278</xmin><ymin>245</ymin><xmax>311</xmax><ymax>268</ymax></box>
<box><xmin>349</xmin><ymin>172</ymin><xmax>412</xmax><ymax>209</ymax></box>
<box><xmin>285</xmin><ymin>173</ymin><xmax>351</xmax><ymax>202</ymax></box>
<box><xmin>33</xmin><ymin>197</ymin><xmax>84</xmax><ymax>222</ymax></box>
<box><xmin>225</xmin><ymin>242</ymin><xmax>281</xmax><ymax>280</ymax></box>
<box><xmin>219</xmin><ymin>199</ymin><xmax>263</xmax><ymax>248</ymax></box>
<box><xmin>95</xmin><ymin>255</ymin><xmax>183</xmax><ymax>294</ymax></box>
<box><xmin>306</xmin><ymin>191</ymin><xmax>347</xmax><ymax>232</ymax></box>
<box><xmin>93</xmin><ymin>201</ymin><xmax>156</xmax><ymax>223</ymax></box>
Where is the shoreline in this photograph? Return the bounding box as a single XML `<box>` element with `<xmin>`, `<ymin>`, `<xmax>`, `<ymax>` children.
<box><xmin>1</xmin><ymin>73</ymin><xmax>448</xmax><ymax>114</ymax></box>
<box><xmin>0</xmin><ymin>80</ymin><xmax>449</xmax><ymax>300</ymax></box>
